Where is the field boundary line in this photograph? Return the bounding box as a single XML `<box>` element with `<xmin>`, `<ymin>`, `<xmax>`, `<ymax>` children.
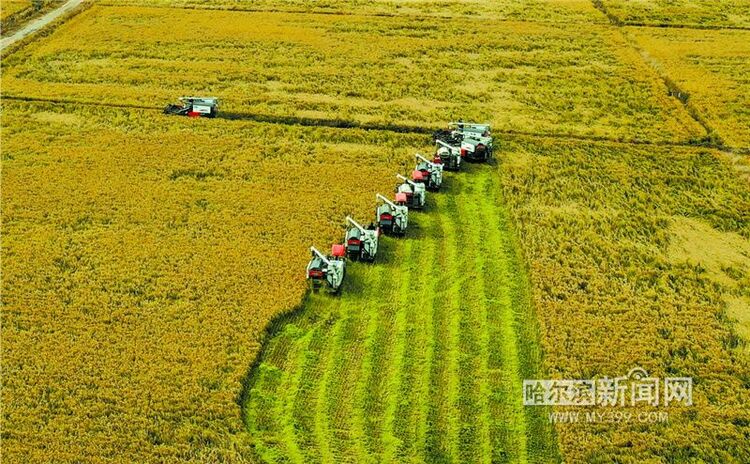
<box><xmin>590</xmin><ymin>0</ymin><xmax>622</xmax><ymax>25</ymax></box>
<box><xmin>4</xmin><ymin>95</ymin><xmax>733</xmax><ymax>152</ymax></box>
<box><xmin>622</xmin><ymin>22</ymin><xmax>750</xmax><ymax>32</ymax></box>
<box><xmin>619</xmin><ymin>31</ymin><xmax>728</xmax><ymax>149</ymax></box>
<box><xmin>589</xmin><ymin>1</ymin><xmax>741</xmax><ymax>153</ymax></box>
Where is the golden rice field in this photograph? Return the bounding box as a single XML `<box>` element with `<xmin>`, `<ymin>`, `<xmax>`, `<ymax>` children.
<box><xmin>499</xmin><ymin>137</ymin><xmax>750</xmax><ymax>462</ymax></box>
<box><xmin>1</xmin><ymin>100</ymin><xmax>420</xmax><ymax>462</ymax></box>
<box><xmin>599</xmin><ymin>0</ymin><xmax>750</xmax><ymax>28</ymax></box>
<box><xmin>1</xmin><ymin>1</ymin><xmax>30</xmax><ymax>21</ymax></box>
<box><xmin>97</xmin><ymin>0</ymin><xmax>607</xmax><ymax>23</ymax></box>
<box><xmin>0</xmin><ymin>0</ymin><xmax>63</xmax><ymax>36</ymax></box>
<box><xmin>2</xmin><ymin>0</ymin><xmax>750</xmax><ymax>463</ymax></box>
<box><xmin>1</xmin><ymin>6</ymin><xmax>703</xmax><ymax>142</ymax></box>
<box><xmin>625</xmin><ymin>26</ymin><xmax>750</xmax><ymax>150</ymax></box>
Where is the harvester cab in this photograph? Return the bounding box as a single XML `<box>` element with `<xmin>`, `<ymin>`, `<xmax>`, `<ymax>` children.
<box><xmin>435</xmin><ymin>139</ymin><xmax>462</xmax><ymax>171</ymax></box>
<box><xmin>415</xmin><ymin>153</ymin><xmax>444</xmax><ymax>191</ymax></box>
<box><xmin>345</xmin><ymin>216</ymin><xmax>379</xmax><ymax>262</ymax></box>
<box><xmin>164</xmin><ymin>97</ymin><xmax>219</xmax><ymax>118</ymax></box>
<box><xmin>376</xmin><ymin>193</ymin><xmax>408</xmax><ymax>236</ymax></box>
<box><xmin>447</xmin><ymin>121</ymin><xmax>493</xmax><ymax>162</ymax></box>
<box><xmin>396</xmin><ymin>174</ymin><xmax>426</xmax><ymax>209</ymax></box>
<box><xmin>306</xmin><ymin>245</ymin><xmax>346</xmax><ymax>293</ymax></box>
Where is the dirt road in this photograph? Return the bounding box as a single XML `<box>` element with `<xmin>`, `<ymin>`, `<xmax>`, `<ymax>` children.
<box><xmin>1</xmin><ymin>0</ymin><xmax>85</xmax><ymax>52</ymax></box>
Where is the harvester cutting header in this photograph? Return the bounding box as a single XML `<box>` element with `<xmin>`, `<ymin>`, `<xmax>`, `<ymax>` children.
<box><xmin>305</xmin><ymin>121</ymin><xmax>492</xmax><ymax>295</ymax></box>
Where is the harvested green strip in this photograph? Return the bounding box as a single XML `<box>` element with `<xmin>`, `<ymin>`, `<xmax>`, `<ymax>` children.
<box><xmin>475</xmin><ymin>169</ymin><xmax>528</xmax><ymax>464</ymax></box>
<box><xmin>350</xmin><ymin>246</ymin><xmax>397</xmax><ymax>462</ymax></box>
<box><xmin>359</xmin><ymin>239</ymin><xmax>409</xmax><ymax>460</ymax></box>
<box><xmin>292</xmin><ymin>324</ymin><xmax>331</xmax><ymax>463</ymax></box>
<box><xmin>392</xmin><ymin>212</ymin><xmax>436</xmax><ymax>460</ymax></box>
<box><xmin>244</xmin><ymin>163</ymin><xmax>559</xmax><ymax>463</ymax></box>
<box><xmin>324</xmin><ymin>280</ymin><xmax>378</xmax><ymax>461</ymax></box>
<box><xmin>309</xmin><ymin>297</ymin><xmax>346</xmax><ymax>464</ymax></box>
<box><xmin>425</xmin><ymin>187</ymin><xmax>461</xmax><ymax>464</ymax></box>
<box><xmin>454</xmin><ymin>166</ymin><xmax>493</xmax><ymax>464</ymax></box>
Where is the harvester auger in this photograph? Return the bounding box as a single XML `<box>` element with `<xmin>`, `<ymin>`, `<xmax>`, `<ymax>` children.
<box><xmin>414</xmin><ymin>153</ymin><xmax>444</xmax><ymax>191</ymax></box>
<box><xmin>306</xmin><ymin>245</ymin><xmax>346</xmax><ymax>294</ymax></box>
<box><xmin>345</xmin><ymin>216</ymin><xmax>379</xmax><ymax>262</ymax></box>
<box><xmin>395</xmin><ymin>174</ymin><xmax>426</xmax><ymax>210</ymax></box>
<box><xmin>164</xmin><ymin>97</ymin><xmax>219</xmax><ymax>118</ymax></box>
<box><xmin>434</xmin><ymin>121</ymin><xmax>493</xmax><ymax>162</ymax></box>
<box><xmin>376</xmin><ymin>193</ymin><xmax>408</xmax><ymax>236</ymax></box>
<box><xmin>435</xmin><ymin>139</ymin><xmax>462</xmax><ymax>171</ymax></box>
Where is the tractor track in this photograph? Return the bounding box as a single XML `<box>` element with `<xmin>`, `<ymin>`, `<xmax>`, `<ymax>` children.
<box><xmin>589</xmin><ymin>0</ymin><xmax>733</xmax><ymax>151</ymax></box>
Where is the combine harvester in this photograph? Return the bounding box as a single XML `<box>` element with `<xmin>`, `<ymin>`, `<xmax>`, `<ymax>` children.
<box><xmin>376</xmin><ymin>193</ymin><xmax>409</xmax><ymax>236</ymax></box>
<box><xmin>435</xmin><ymin>139</ymin><xmax>462</xmax><ymax>171</ymax></box>
<box><xmin>344</xmin><ymin>216</ymin><xmax>379</xmax><ymax>262</ymax></box>
<box><xmin>414</xmin><ymin>153</ymin><xmax>443</xmax><ymax>191</ymax></box>
<box><xmin>395</xmin><ymin>174</ymin><xmax>427</xmax><ymax>210</ymax></box>
<box><xmin>303</xmin><ymin>122</ymin><xmax>492</xmax><ymax>295</ymax></box>
<box><xmin>164</xmin><ymin>97</ymin><xmax>219</xmax><ymax>118</ymax></box>
<box><xmin>306</xmin><ymin>246</ymin><xmax>346</xmax><ymax>294</ymax></box>
<box><xmin>433</xmin><ymin>121</ymin><xmax>493</xmax><ymax>162</ymax></box>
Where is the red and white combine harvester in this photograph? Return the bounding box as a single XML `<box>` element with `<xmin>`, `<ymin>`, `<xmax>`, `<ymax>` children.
<box><xmin>435</xmin><ymin>139</ymin><xmax>462</xmax><ymax>171</ymax></box>
<box><xmin>164</xmin><ymin>97</ymin><xmax>219</xmax><ymax>118</ymax></box>
<box><xmin>375</xmin><ymin>193</ymin><xmax>409</xmax><ymax>236</ymax></box>
<box><xmin>414</xmin><ymin>153</ymin><xmax>443</xmax><ymax>191</ymax></box>
<box><xmin>302</xmin><ymin>120</ymin><xmax>488</xmax><ymax>295</ymax></box>
<box><xmin>344</xmin><ymin>216</ymin><xmax>379</xmax><ymax>262</ymax></box>
<box><xmin>433</xmin><ymin>121</ymin><xmax>493</xmax><ymax>162</ymax></box>
<box><xmin>306</xmin><ymin>246</ymin><xmax>346</xmax><ymax>294</ymax></box>
<box><xmin>395</xmin><ymin>174</ymin><xmax>426</xmax><ymax>210</ymax></box>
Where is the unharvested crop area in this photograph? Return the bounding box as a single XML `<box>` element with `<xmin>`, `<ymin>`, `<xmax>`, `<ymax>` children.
<box><xmin>599</xmin><ymin>0</ymin><xmax>750</xmax><ymax>28</ymax></box>
<box><xmin>1</xmin><ymin>100</ymin><xmax>417</xmax><ymax>462</ymax></box>
<box><xmin>0</xmin><ymin>0</ymin><xmax>63</xmax><ymax>37</ymax></box>
<box><xmin>1</xmin><ymin>1</ymin><xmax>30</xmax><ymax>21</ymax></box>
<box><xmin>98</xmin><ymin>0</ymin><xmax>606</xmax><ymax>23</ymax></box>
<box><xmin>2</xmin><ymin>6</ymin><xmax>702</xmax><ymax>142</ymax></box>
<box><xmin>626</xmin><ymin>27</ymin><xmax>750</xmax><ymax>150</ymax></box>
<box><xmin>499</xmin><ymin>138</ymin><xmax>750</xmax><ymax>462</ymax></box>
<box><xmin>2</xmin><ymin>0</ymin><xmax>750</xmax><ymax>463</ymax></box>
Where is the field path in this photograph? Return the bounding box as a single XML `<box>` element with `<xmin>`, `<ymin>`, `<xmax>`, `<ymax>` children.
<box><xmin>244</xmin><ymin>163</ymin><xmax>559</xmax><ymax>463</ymax></box>
<box><xmin>0</xmin><ymin>0</ymin><xmax>84</xmax><ymax>52</ymax></box>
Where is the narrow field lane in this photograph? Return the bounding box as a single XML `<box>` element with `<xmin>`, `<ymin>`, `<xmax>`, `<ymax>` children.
<box><xmin>0</xmin><ymin>0</ymin><xmax>85</xmax><ymax>52</ymax></box>
<box><xmin>244</xmin><ymin>164</ymin><xmax>560</xmax><ymax>463</ymax></box>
